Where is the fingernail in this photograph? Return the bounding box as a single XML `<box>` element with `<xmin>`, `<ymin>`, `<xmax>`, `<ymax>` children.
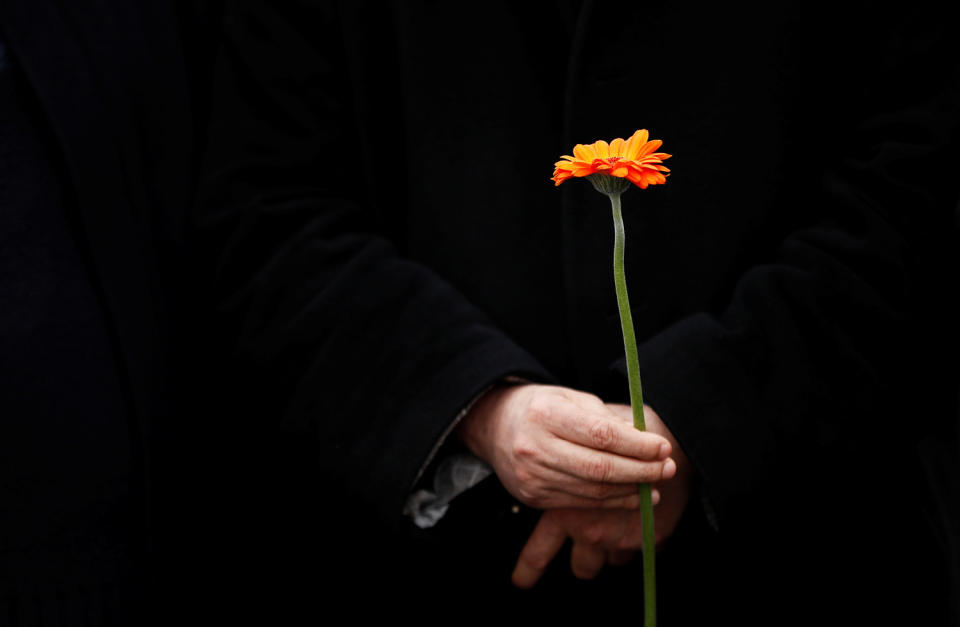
<box><xmin>663</xmin><ymin>458</ymin><xmax>677</xmax><ymax>479</ymax></box>
<box><xmin>651</xmin><ymin>488</ymin><xmax>661</xmax><ymax>505</ymax></box>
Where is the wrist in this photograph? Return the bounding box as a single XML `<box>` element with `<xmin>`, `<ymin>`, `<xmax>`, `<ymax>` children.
<box><xmin>456</xmin><ymin>386</ymin><xmax>503</xmax><ymax>463</ymax></box>
<box><xmin>457</xmin><ymin>383</ymin><xmax>525</xmax><ymax>464</ymax></box>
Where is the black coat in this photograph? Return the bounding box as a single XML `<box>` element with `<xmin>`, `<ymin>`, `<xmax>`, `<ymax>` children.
<box><xmin>0</xmin><ymin>1</ymin><xmax>223</xmax><ymax>624</ymax></box>
<box><xmin>1</xmin><ymin>0</ymin><xmax>958</xmax><ymax>624</ymax></box>
<box><xmin>197</xmin><ymin>1</ymin><xmax>960</xmax><ymax>624</ymax></box>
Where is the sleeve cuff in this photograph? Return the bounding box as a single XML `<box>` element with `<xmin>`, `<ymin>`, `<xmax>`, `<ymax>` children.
<box><xmin>403</xmin><ymin>376</ymin><xmax>530</xmax><ymax>528</ymax></box>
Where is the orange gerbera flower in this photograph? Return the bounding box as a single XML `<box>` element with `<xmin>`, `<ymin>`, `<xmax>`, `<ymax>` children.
<box><xmin>551</xmin><ymin>129</ymin><xmax>671</xmax><ymax>189</ymax></box>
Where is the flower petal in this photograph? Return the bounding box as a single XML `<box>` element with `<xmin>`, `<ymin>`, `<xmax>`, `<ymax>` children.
<box><xmin>637</xmin><ymin>139</ymin><xmax>662</xmax><ymax>158</ymax></box>
<box><xmin>624</xmin><ymin>129</ymin><xmax>649</xmax><ymax>159</ymax></box>
<box><xmin>554</xmin><ymin>129</ymin><xmax>669</xmax><ymax>191</ymax></box>
<box><xmin>573</xmin><ymin>144</ymin><xmax>596</xmax><ymax>161</ymax></box>
<box><xmin>610</xmin><ymin>137</ymin><xmax>625</xmax><ymax>156</ymax></box>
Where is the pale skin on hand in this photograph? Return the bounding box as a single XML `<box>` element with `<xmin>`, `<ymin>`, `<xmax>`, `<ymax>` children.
<box><xmin>510</xmin><ymin>403</ymin><xmax>694</xmax><ymax>588</ymax></box>
<box><xmin>457</xmin><ymin>384</ymin><xmax>677</xmax><ymax>510</ymax></box>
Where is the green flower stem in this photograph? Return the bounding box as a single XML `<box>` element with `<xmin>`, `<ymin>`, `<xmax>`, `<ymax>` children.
<box><xmin>610</xmin><ymin>192</ymin><xmax>656</xmax><ymax>627</ymax></box>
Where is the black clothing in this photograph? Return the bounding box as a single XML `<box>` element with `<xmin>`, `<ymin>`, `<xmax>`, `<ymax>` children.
<box><xmin>0</xmin><ymin>1</ymin><xmax>956</xmax><ymax>625</ymax></box>
<box><xmin>0</xmin><ymin>2</ymin><xmax>212</xmax><ymax>624</ymax></box>
<box><xmin>198</xmin><ymin>2</ymin><xmax>960</xmax><ymax>624</ymax></box>
<box><xmin>0</xmin><ymin>34</ymin><xmax>139</xmax><ymax>623</ymax></box>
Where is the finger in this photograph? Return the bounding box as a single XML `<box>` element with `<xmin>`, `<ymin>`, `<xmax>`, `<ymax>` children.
<box><xmin>533</xmin><ymin>463</ymin><xmax>641</xmax><ymax>499</ymax></box>
<box><xmin>536</xmin><ymin>486</ymin><xmax>660</xmax><ymax>510</ymax></box>
<box><xmin>545</xmin><ymin>439</ymin><xmax>676</xmax><ymax>485</ymax></box>
<box><xmin>525</xmin><ymin>469</ymin><xmax>660</xmax><ymax>509</ymax></box>
<box><xmin>606</xmin><ymin>549</ymin><xmax>636</xmax><ymax>567</ymax></box>
<box><xmin>535</xmin><ymin>489</ymin><xmax>643</xmax><ymax>510</ymax></box>
<box><xmin>570</xmin><ymin>541</ymin><xmax>606</xmax><ymax>580</ymax></box>
<box><xmin>523</xmin><ymin>465</ymin><xmax>642</xmax><ymax>505</ymax></box>
<box><xmin>512</xmin><ymin>514</ymin><xmax>568</xmax><ymax>589</ymax></box>
<box><xmin>551</xmin><ymin>409</ymin><xmax>672</xmax><ymax>460</ymax></box>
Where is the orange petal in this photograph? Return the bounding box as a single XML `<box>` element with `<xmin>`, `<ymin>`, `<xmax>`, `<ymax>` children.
<box><xmin>624</xmin><ymin>129</ymin><xmax>649</xmax><ymax>159</ymax></box>
<box><xmin>573</xmin><ymin>144</ymin><xmax>596</xmax><ymax>161</ymax></box>
<box><xmin>637</xmin><ymin>139</ymin><xmax>663</xmax><ymax>158</ymax></box>
<box><xmin>593</xmin><ymin>140</ymin><xmax>610</xmax><ymax>159</ymax></box>
<box><xmin>626</xmin><ymin>162</ymin><xmax>653</xmax><ymax>174</ymax></box>
<box><xmin>610</xmin><ymin>137</ymin><xmax>625</xmax><ymax>156</ymax></box>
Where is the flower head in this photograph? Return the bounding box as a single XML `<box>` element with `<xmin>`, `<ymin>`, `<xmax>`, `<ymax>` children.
<box><xmin>551</xmin><ymin>129</ymin><xmax>671</xmax><ymax>192</ymax></box>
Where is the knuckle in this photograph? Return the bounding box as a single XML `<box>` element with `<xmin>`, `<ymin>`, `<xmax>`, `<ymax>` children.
<box><xmin>526</xmin><ymin>396</ymin><xmax>552</xmax><ymax>423</ymax></box>
<box><xmin>511</xmin><ymin>438</ymin><xmax>537</xmax><ymax>462</ymax></box>
<box><xmin>588</xmin><ymin>420</ymin><xmax>619</xmax><ymax>450</ymax></box>
<box><xmin>513</xmin><ymin>466</ymin><xmax>533</xmax><ymax>486</ymax></box>
<box><xmin>582</xmin><ymin>522</ymin><xmax>607</xmax><ymax>545</ymax></box>
<box><xmin>583</xmin><ymin>456</ymin><xmax>613</xmax><ymax>483</ymax></box>
<box><xmin>513</xmin><ymin>476</ymin><xmax>549</xmax><ymax>507</ymax></box>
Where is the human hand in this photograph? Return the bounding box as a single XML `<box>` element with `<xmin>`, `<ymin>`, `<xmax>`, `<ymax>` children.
<box><xmin>457</xmin><ymin>385</ymin><xmax>676</xmax><ymax>510</ymax></box>
<box><xmin>510</xmin><ymin>403</ymin><xmax>693</xmax><ymax>588</ymax></box>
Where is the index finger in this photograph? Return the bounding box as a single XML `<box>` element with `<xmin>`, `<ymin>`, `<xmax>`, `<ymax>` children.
<box><xmin>552</xmin><ymin>408</ymin><xmax>672</xmax><ymax>460</ymax></box>
<box><xmin>511</xmin><ymin>514</ymin><xmax>568</xmax><ymax>589</ymax></box>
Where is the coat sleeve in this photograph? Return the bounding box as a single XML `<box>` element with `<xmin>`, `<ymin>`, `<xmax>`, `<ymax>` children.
<box><xmin>192</xmin><ymin>0</ymin><xmax>550</xmax><ymax>523</ymax></box>
<box><xmin>626</xmin><ymin>12</ymin><xmax>960</xmax><ymax>527</ymax></box>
